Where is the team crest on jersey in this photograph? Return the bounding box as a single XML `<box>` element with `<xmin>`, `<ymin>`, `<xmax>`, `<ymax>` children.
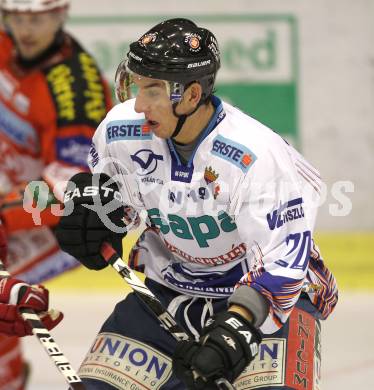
<box><xmin>204</xmin><ymin>166</ymin><xmax>220</xmax><ymax>199</ymax></box>
<box><xmin>211</xmin><ymin>135</ymin><xmax>256</xmax><ymax>173</ymax></box>
<box><xmin>204</xmin><ymin>166</ymin><xmax>219</xmax><ymax>184</ymax></box>
<box><xmin>106</xmin><ymin>119</ymin><xmax>152</xmax><ymax>143</ymax></box>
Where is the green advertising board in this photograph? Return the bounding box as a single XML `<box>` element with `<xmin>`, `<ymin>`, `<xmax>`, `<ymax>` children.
<box><xmin>68</xmin><ymin>15</ymin><xmax>299</xmax><ymax>143</ymax></box>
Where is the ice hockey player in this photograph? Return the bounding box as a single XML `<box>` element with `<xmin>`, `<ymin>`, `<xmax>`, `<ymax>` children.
<box><xmin>0</xmin><ymin>0</ymin><xmax>112</xmax><ymax>387</ymax></box>
<box><xmin>57</xmin><ymin>18</ymin><xmax>338</xmax><ymax>389</ymax></box>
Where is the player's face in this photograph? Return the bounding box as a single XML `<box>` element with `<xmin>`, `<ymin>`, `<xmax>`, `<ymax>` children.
<box><xmin>5</xmin><ymin>11</ymin><xmax>64</xmax><ymax>60</ymax></box>
<box><xmin>133</xmin><ymin>74</ymin><xmax>178</xmax><ymax>139</ymax></box>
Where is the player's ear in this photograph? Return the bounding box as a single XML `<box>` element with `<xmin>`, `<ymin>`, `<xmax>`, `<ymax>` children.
<box><xmin>184</xmin><ymin>82</ymin><xmax>203</xmax><ymax>109</ymax></box>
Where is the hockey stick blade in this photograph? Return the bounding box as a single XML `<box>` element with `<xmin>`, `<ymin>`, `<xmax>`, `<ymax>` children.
<box><xmin>100</xmin><ymin>242</ymin><xmax>235</xmax><ymax>390</ymax></box>
<box><xmin>0</xmin><ymin>259</ymin><xmax>85</xmax><ymax>390</ymax></box>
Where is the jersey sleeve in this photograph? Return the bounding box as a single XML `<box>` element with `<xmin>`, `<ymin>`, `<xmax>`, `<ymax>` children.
<box><xmin>233</xmin><ymin>146</ymin><xmax>321</xmax><ymax>334</ymax></box>
<box><xmin>87</xmin><ymin>118</ymin><xmax>115</xmax><ymax>175</ymax></box>
<box><xmin>305</xmin><ymin>239</ymin><xmax>338</xmax><ymax>320</ymax></box>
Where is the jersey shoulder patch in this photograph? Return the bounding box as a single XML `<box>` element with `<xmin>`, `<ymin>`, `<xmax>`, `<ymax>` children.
<box><xmin>43</xmin><ymin>42</ymin><xmax>108</xmax><ymax>128</ymax></box>
<box><xmin>104</xmin><ymin>99</ymin><xmax>151</xmax><ymax>142</ymax></box>
<box><xmin>106</xmin><ymin>119</ymin><xmax>152</xmax><ymax>142</ymax></box>
<box><xmin>210</xmin><ymin>134</ymin><xmax>257</xmax><ymax>172</ymax></box>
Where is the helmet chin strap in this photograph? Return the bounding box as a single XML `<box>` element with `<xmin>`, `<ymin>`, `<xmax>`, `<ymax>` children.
<box><xmin>170</xmin><ymin>101</ymin><xmax>202</xmax><ymax>140</ymax></box>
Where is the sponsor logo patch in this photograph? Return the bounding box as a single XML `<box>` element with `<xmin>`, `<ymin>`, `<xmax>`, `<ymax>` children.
<box><xmin>266</xmin><ymin>197</ymin><xmax>304</xmax><ymax>230</ymax></box>
<box><xmin>131</xmin><ymin>149</ymin><xmax>163</xmax><ymax>175</ymax></box>
<box><xmin>88</xmin><ymin>142</ymin><xmax>99</xmax><ymax>168</ymax></box>
<box><xmin>79</xmin><ymin>333</ymin><xmax>172</xmax><ymax>390</ymax></box>
<box><xmin>56</xmin><ymin>136</ymin><xmax>91</xmax><ymax>167</ymax></box>
<box><xmin>234</xmin><ymin>338</ymin><xmax>286</xmax><ymax>389</ymax></box>
<box><xmin>163</xmin><ymin>239</ymin><xmax>245</xmax><ymax>266</ymax></box>
<box><xmin>46</xmin><ymin>54</ymin><xmax>107</xmax><ymax>127</ymax></box>
<box><xmin>285</xmin><ymin>309</ymin><xmax>316</xmax><ymax>389</ymax></box>
<box><xmin>211</xmin><ymin>134</ymin><xmax>256</xmax><ymax>172</ymax></box>
<box><xmin>106</xmin><ymin>120</ymin><xmax>152</xmax><ymax>143</ymax></box>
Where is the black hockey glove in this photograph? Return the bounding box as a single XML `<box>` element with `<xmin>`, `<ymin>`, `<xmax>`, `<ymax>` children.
<box><xmin>55</xmin><ymin>172</ymin><xmax>127</xmax><ymax>270</ymax></box>
<box><xmin>172</xmin><ymin>311</ymin><xmax>262</xmax><ymax>389</ymax></box>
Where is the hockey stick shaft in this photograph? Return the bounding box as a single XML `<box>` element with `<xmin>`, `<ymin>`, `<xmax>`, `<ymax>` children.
<box><xmin>0</xmin><ymin>259</ymin><xmax>85</xmax><ymax>390</ymax></box>
<box><xmin>100</xmin><ymin>242</ymin><xmax>235</xmax><ymax>390</ymax></box>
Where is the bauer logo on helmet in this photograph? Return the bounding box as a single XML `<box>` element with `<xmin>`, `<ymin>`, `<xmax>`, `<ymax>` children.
<box><xmin>187</xmin><ymin>60</ymin><xmax>211</xmax><ymax>68</ymax></box>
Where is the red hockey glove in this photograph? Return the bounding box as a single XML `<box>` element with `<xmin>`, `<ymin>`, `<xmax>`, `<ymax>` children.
<box><xmin>0</xmin><ymin>220</ymin><xmax>6</xmax><ymax>263</ymax></box>
<box><xmin>0</xmin><ymin>278</ymin><xmax>63</xmax><ymax>336</ymax></box>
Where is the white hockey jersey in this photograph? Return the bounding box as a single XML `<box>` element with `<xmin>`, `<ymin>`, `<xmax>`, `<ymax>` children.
<box><xmin>88</xmin><ymin>96</ymin><xmax>337</xmax><ymax>334</ymax></box>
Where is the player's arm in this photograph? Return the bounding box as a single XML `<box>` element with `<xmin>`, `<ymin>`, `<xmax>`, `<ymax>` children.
<box><xmin>0</xmin><ymin>125</ymin><xmax>93</xmax><ymax>234</ymax></box>
<box><xmin>0</xmin><ymin>51</ymin><xmax>113</xmax><ymax>234</ymax></box>
<box><xmin>55</xmin><ymin>103</ymin><xmax>147</xmax><ymax>269</ymax></box>
<box><xmin>0</xmin><ymin>163</ymin><xmax>82</xmax><ymax>233</ymax></box>
<box><xmin>55</xmin><ymin>115</ymin><xmax>133</xmax><ymax>269</ymax></box>
<box><xmin>228</xmin><ymin>152</ymin><xmax>317</xmax><ymax>334</ymax></box>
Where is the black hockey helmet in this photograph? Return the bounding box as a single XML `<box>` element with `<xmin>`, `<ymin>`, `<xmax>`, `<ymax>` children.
<box><xmin>115</xmin><ymin>18</ymin><xmax>220</xmax><ymax>104</ymax></box>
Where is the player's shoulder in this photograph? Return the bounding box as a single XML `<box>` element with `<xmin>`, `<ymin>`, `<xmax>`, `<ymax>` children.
<box><xmin>221</xmin><ymin>101</ymin><xmax>284</xmax><ymax>152</ymax></box>
<box><xmin>212</xmin><ymin>100</ymin><xmax>288</xmax><ymax>171</ymax></box>
<box><xmin>43</xmin><ymin>33</ymin><xmax>109</xmax><ymax>128</ymax></box>
<box><xmin>219</xmin><ymin>103</ymin><xmax>318</xmax><ymax>180</ymax></box>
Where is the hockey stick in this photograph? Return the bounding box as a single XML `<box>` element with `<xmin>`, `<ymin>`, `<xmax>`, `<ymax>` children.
<box><xmin>100</xmin><ymin>242</ymin><xmax>235</xmax><ymax>390</ymax></box>
<box><xmin>0</xmin><ymin>258</ymin><xmax>85</xmax><ymax>390</ymax></box>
